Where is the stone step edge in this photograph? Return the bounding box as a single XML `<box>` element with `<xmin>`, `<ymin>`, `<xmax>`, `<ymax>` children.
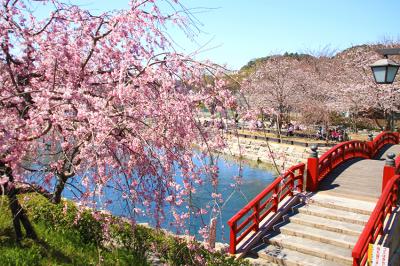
<box><xmin>258</xmin><ymin>245</ymin><xmax>340</xmax><ymax>266</ymax></box>
<box><xmin>279</xmin><ymin>224</ymin><xmax>355</xmax><ymax>249</ymax></box>
<box><xmin>297</xmin><ymin>206</ymin><xmax>368</xmax><ymax>225</ymax></box>
<box><xmin>265</xmin><ymin>234</ymin><xmax>353</xmax><ymax>265</ymax></box>
<box><xmin>309</xmin><ymin>196</ymin><xmax>373</xmax><ymax>215</ymax></box>
<box><xmin>288</xmin><ymin>213</ymin><xmax>363</xmax><ymax>236</ymax></box>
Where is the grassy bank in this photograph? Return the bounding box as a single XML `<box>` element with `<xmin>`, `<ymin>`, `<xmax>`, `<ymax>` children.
<box><xmin>0</xmin><ymin>194</ymin><xmax>248</xmax><ymax>266</ymax></box>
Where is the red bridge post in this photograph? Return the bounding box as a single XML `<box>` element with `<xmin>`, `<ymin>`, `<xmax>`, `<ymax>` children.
<box><xmin>382</xmin><ymin>153</ymin><xmax>396</xmax><ymax>192</ymax></box>
<box><xmin>229</xmin><ymin>222</ymin><xmax>237</xmax><ymax>254</ymax></box>
<box><xmin>306</xmin><ymin>145</ymin><xmax>319</xmax><ymax>192</ymax></box>
<box><xmin>367</xmin><ymin>133</ymin><xmax>374</xmax><ymax>158</ymax></box>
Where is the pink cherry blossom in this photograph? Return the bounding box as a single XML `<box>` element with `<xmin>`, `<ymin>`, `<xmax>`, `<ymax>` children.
<box><xmin>0</xmin><ymin>0</ymin><xmax>237</xmax><ymax>242</ymax></box>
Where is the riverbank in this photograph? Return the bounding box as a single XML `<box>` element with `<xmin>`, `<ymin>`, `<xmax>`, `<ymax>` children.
<box><xmin>0</xmin><ymin>194</ymin><xmax>249</xmax><ymax>266</ymax></box>
<box><xmin>221</xmin><ymin>135</ymin><xmax>330</xmax><ymax>171</ymax></box>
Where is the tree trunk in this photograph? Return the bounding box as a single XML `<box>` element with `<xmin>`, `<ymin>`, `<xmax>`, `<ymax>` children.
<box><xmin>1</xmin><ymin>161</ymin><xmax>37</xmax><ymax>241</ymax></box>
<box><xmin>276</xmin><ymin>113</ymin><xmax>282</xmax><ymax>140</ymax></box>
<box><xmin>385</xmin><ymin>117</ymin><xmax>391</xmax><ymax>131</ymax></box>
<box><xmin>324</xmin><ymin>121</ymin><xmax>329</xmax><ymax>143</ymax></box>
<box><xmin>384</xmin><ymin>110</ymin><xmax>392</xmax><ymax>131</ymax></box>
<box><xmin>374</xmin><ymin>118</ymin><xmax>384</xmax><ymax>131</ymax></box>
<box><xmin>351</xmin><ymin>114</ymin><xmax>358</xmax><ymax>134</ymax></box>
<box><xmin>51</xmin><ymin>175</ymin><xmax>67</xmax><ymax>204</ymax></box>
<box><xmin>7</xmin><ymin>187</ymin><xmax>37</xmax><ymax>240</ymax></box>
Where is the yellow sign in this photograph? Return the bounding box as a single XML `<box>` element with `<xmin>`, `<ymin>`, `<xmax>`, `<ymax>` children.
<box><xmin>368</xmin><ymin>244</ymin><xmax>389</xmax><ymax>266</ymax></box>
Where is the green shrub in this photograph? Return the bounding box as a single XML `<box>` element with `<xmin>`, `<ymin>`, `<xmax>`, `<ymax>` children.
<box><xmin>21</xmin><ymin>195</ymin><xmax>103</xmax><ymax>245</ymax></box>
<box><xmin>2</xmin><ymin>194</ymin><xmax>249</xmax><ymax>265</ymax></box>
<box><xmin>109</xmin><ymin>218</ymin><xmax>249</xmax><ymax>265</ymax></box>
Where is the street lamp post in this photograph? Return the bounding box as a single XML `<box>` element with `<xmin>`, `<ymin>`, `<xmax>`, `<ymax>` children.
<box><xmin>370</xmin><ymin>48</ymin><xmax>400</xmax><ymax>131</ymax></box>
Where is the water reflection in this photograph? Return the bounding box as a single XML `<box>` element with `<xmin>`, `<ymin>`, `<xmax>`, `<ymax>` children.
<box><xmin>62</xmin><ymin>154</ymin><xmax>277</xmax><ymax>243</ymax></box>
<box><xmin>188</xmin><ymin>154</ymin><xmax>276</xmax><ymax>242</ymax></box>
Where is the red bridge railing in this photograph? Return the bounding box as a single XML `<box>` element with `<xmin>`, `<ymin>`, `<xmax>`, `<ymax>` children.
<box><xmin>371</xmin><ymin>131</ymin><xmax>400</xmax><ymax>158</ymax></box>
<box><xmin>318</xmin><ymin>141</ymin><xmax>372</xmax><ymax>181</ymax></box>
<box><xmin>395</xmin><ymin>154</ymin><xmax>400</xmax><ymax>174</ymax></box>
<box><xmin>227</xmin><ymin>163</ymin><xmax>305</xmax><ymax>254</ymax></box>
<box><xmin>229</xmin><ymin>131</ymin><xmax>400</xmax><ymax>255</ymax></box>
<box><xmin>307</xmin><ymin>132</ymin><xmax>400</xmax><ymax>191</ymax></box>
<box><xmin>352</xmin><ymin>175</ymin><xmax>400</xmax><ymax>265</ymax></box>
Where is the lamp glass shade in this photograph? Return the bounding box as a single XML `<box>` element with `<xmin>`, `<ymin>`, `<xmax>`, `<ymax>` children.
<box><xmin>387</xmin><ymin>65</ymin><xmax>399</xmax><ymax>83</ymax></box>
<box><xmin>370</xmin><ymin>58</ymin><xmax>400</xmax><ymax>84</ymax></box>
<box><xmin>371</xmin><ymin>66</ymin><xmax>387</xmax><ymax>84</ymax></box>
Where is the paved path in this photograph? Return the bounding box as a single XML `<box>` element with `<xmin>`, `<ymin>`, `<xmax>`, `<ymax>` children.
<box><xmin>318</xmin><ymin>144</ymin><xmax>400</xmax><ymax>202</ymax></box>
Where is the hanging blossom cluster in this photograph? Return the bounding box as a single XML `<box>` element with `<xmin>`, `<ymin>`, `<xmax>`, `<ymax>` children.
<box><xmin>0</xmin><ymin>0</ymin><xmax>237</xmax><ymax>242</ymax></box>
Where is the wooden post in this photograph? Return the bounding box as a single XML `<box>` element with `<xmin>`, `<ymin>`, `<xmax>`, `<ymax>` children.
<box><xmin>306</xmin><ymin>145</ymin><xmax>319</xmax><ymax>192</ymax></box>
<box><xmin>273</xmin><ymin>186</ymin><xmax>279</xmax><ymax>212</ymax></box>
<box><xmin>229</xmin><ymin>222</ymin><xmax>237</xmax><ymax>254</ymax></box>
<box><xmin>393</xmin><ymin>180</ymin><xmax>399</xmax><ymax>204</ymax></box>
<box><xmin>298</xmin><ymin>167</ymin><xmax>304</xmax><ymax>191</ymax></box>
<box><xmin>382</xmin><ymin>153</ymin><xmax>396</xmax><ymax>193</ymax></box>
<box><xmin>253</xmin><ymin>202</ymin><xmax>260</xmax><ymax>231</ymax></box>
<box><xmin>342</xmin><ymin>146</ymin><xmax>346</xmax><ymax>161</ymax></box>
<box><xmin>289</xmin><ymin>173</ymin><xmax>294</xmax><ymax>196</ymax></box>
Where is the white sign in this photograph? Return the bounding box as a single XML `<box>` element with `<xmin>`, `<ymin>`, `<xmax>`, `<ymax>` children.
<box><xmin>368</xmin><ymin>244</ymin><xmax>389</xmax><ymax>266</ymax></box>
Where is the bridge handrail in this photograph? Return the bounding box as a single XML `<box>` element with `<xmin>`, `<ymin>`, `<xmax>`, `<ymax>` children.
<box><xmin>372</xmin><ymin>131</ymin><xmax>399</xmax><ymax>157</ymax></box>
<box><xmin>229</xmin><ymin>131</ymin><xmax>399</xmax><ymax>255</ymax></box>
<box><xmin>352</xmin><ymin>174</ymin><xmax>400</xmax><ymax>266</ymax></box>
<box><xmin>314</xmin><ymin>132</ymin><xmax>400</xmax><ymax>185</ymax></box>
<box><xmin>228</xmin><ymin>163</ymin><xmax>305</xmax><ymax>254</ymax></box>
<box><xmin>317</xmin><ymin>140</ymin><xmax>371</xmax><ymax>182</ymax></box>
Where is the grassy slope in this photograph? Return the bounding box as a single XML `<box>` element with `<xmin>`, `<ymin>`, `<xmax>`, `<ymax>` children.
<box><xmin>0</xmin><ymin>196</ymin><xmax>146</xmax><ymax>266</ymax></box>
<box><xmin>0</xmin><ymin>195</ymin><xmax>248</xmax><ymax>266</ymax></box>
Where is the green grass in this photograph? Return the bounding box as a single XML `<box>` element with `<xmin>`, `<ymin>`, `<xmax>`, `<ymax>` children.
<box><xmin>0</xmin><ymin>195</ymin><xmax>249</xmax><ymax>266</ymax></box>
<box><xmin>0</xmin><ymin>196</ymin><xmax>147</xmax><ymax>266</ymax></box>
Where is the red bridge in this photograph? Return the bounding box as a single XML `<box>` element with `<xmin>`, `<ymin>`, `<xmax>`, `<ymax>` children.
<box><xmin>228</xmin><ymin>131</ymin><xmax>400</xmax><ymax>266</ymax></box>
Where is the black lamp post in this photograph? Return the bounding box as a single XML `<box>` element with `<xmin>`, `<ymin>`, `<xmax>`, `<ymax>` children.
<box><xmin>370</xmin><ymin>48</ymin><xmax>400</xmax><ymax>131</ymax></box>
<box><xmin>371</xmin><ymin>48</ymin><xmax>400</xmax><ymax>84</ymax></box>
<box><xmin>370</xmin><ymin>58</ymin><xmax>399</xmax><ymax>84</ymax></box>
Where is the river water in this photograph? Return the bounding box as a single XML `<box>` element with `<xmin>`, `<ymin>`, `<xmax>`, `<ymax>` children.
<box><xmin>134</xmin><ymin>155</ymin><xmax>277</xmax><ymax>243</ymax></box>
<box><xmin>63</xmin><ymin>154</ymin><xmax>277</xmax><ymax>243</ymax></box>
<box><xmin>186</xmin><ymin>155</ymin><xmax>277</xmax><ymax>243</ymax></box>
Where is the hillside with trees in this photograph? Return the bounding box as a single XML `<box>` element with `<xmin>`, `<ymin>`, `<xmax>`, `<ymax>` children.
<box><xmin>237</xmin><ymin>43</ymin><xmax>400</xmax><ymax>133</ymax></box>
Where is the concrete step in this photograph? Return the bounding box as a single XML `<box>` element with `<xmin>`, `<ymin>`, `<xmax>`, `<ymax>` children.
<box><xmin>289</xmin><ymin>213</ymin><xmax>364</xmax><ymax>236</ymax></box>
<box><xmin>298</xmin><ymin>205</ymin><xmax>370</xmax><ymax>225</ymax></box>
<box><xmin>245</xmin><ymin>256</ymin><xmax>279</xmax><ymax>266</ymax></box>
<box><xmin>277</xmin><ymin>223</ymin><xmax>358</xmax><ymax>249</ymax></box>
<box><xmin>309</xmin><ymin>193</ymin><xmax>375</xmax><ymax>215</ymax></box>
<box><xmin>315</xmin><ymin>189</ymin><xmax>379</xmax><ymax>203</ymax></box>
<box><xmin>258</xmin><ymin>245</ymin><xmax>340</xmax><ymax>266</ymax></box>
<box><xmin>265</xmin><ymin>233</ymin><xmax>352</xmax><ymax>265</ymax></box>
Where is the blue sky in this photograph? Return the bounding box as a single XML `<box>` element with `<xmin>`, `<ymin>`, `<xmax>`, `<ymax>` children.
<box><xmin>38</xmin><ymin>0</ymin><xmax>400</xmax><ymax>70</ymax></box>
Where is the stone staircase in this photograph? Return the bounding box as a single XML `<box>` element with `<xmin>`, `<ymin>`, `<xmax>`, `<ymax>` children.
<box><xmin>247</xmin><ymin>193</ymin><xmax>376</xmax><ymax>266</ymax></box>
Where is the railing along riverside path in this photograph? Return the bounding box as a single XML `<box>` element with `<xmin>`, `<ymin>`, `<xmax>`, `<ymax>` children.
<box><xmin>227</xmin><ymin>163</ymin><xmax>305</xmax><ymax>254</ymax></box>
<box><xmin>227</xmin><ymin>131</ymin><xmax>336</xmax><ymax>147</ymax></box>
<box><xmin>352</xmin><ymin>174</ymin><xmax>400</xmax><ymax>266</ymax></box>
<box><xmin>351</xmin><ymin>148</ymin><xmax>400</xmax><ymax>265</ymax></box>
<box><xmin>228</xmin><ymin>131</ymin><xmax>400</xmax><ymax>255</ymax></box>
